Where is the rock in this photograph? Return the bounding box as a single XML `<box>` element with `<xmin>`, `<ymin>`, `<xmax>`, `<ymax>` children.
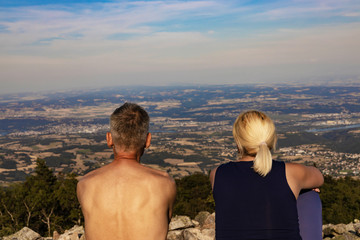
<box><xmin>331</xmin><ymin>232</ymin><xmax>360</xmax><ymax>240</ymax></box>
<box><xmin>192</xmin><ymin>220</ymin><xmax>200</xmax><ymax>228</ymax></box>
<box><xmin>354</xmin><ymin>222</ymin><xmax>360</xmax><ymax>236</ymax></box>
<box><xmin>182</xmin><ymin>228</ymin><xmax>202</xmax><ymax>240</ymax></box>
<box><xmin>182</xmin><ymin>228</ymin><xmax>214</xmax><ymax>240</ymax></box>
<box><xmin>58</xmin><ymin>225</ymin><xmax>85</xmax><ymax>240</ymax></box>
<box><xmin>323</xmin><ymin>222</ymin><xmax>360</xmax><ymax>239</ymax></box>
<box><xmin>169</xmin><ymin>216</ymin><xmax>195</xmax><ymax>231</ymax></box>
<box><xmin>194</xmin><ymin>211</ymin><xmax>211</xmax><ymax>227</ymax></box>
<box><xmin>202</xmin><ymin>213</ymin><xmax>215</xmax><ymax>230</ymax></box>
<box><xmin>53</xmin><ymin>230</ymin><xmax>60</xmax><ymax>240</ymax></box>
<box><xmin>334</xmin><ymin>224</ymin><xmax>349</xmax><ymax>235</ymax></box>
<box><xmin>167</xmin><ymin>230</ymin><xmax>183</xmax><ymax>240</ymax></box>
<box><xmin>201</xmin><ymin>228</ymin><xmax>215</xmax><ymax>239</ymax></box>
<box><xmin>3</xmin><ymin>227</ymin><xmax>41</xmax><ymax>240</ymax></box>
<box><xmin>323</xmin><ymin>224</ymin><xmax>334</xmax><ymax>237</ymax></box>
<box><xmin>323</xmin><ymin>223</ymin><xmax>347</xmax><ymax>236</ymax></box>
<box><xmin>346</xmin><ymin>223</ymin><xmax>356</xmax><ymax>233</ymax></box>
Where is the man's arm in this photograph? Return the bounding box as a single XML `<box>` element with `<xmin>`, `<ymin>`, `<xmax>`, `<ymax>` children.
<box><xmin>76</xmin><ymin>177</ymin><xmax>92</xmax><ymax>211</ymax></box>
<box><xmin>76</xmin><ymin>180</ymin><xmax>84</xmax><ymax>206</ymax></box>
<box><xmin>167</xmin><ymin>177</ymin><xmax>177</xmax><ymax>222</ymax></box>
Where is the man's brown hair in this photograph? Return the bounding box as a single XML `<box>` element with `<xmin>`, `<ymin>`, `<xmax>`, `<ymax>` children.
<box><xmin>110</xmin><ymin>102</ymin><xmax>149</xmax><ymax>152</ymax></box>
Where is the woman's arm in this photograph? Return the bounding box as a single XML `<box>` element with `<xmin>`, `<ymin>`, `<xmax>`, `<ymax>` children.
<box><xmin>285</xmin><ymin>163</ymin><xmax>324</xmax><ymax>199</ymax></box>
<box><xmin>209</xmin><ymin>167</ymin><xmax>218</xmax><ymax>190</ymax></box>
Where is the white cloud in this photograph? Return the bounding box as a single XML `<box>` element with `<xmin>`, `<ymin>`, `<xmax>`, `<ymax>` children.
<box><xmin>251</xmin><ymin>0</ymin><xmax>360</xmax><ymax>20</ymax></box>
<box><xmin>342</xmin><ymin>12</ymin><xmax>360</xmax><ymax>17</ymax></box>
<box><xmin>0</xmin><ymin>1</ymin><xmax>226</xmax><ymax>56</ymax></box>
<box><xmin>1</xmin><ymin>0</ymin><xmax>360</xmax><ymax>93</ymax></box>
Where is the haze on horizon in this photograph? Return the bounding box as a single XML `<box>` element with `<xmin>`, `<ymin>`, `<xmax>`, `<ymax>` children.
<box><xmin>1</xmin><ymin>0</ymin><xmax>360</xmax><ymax>94</ymax></box>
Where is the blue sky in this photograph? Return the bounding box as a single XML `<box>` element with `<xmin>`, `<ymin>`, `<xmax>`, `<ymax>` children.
<box><xmin>1</xmin><ymin>0</ymin><xmax>360</xmax><ymax>93</ymax></box>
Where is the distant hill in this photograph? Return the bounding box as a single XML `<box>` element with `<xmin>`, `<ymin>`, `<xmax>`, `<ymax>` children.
<box><xmin>0</xmin><ymin>84</ymin><xmax>359</xmax><ymax>182</ymax></box>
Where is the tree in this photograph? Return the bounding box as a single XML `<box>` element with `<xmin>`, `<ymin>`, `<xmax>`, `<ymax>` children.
<box><xmin>0</xmin><ymin>159</ymin><xmax>83</xmax><ymax>237</ymax></box>
<box><xmin>0</xmin><ymin>183</ymin><xmax>26</xmax><ymax>234</ymax></box>
<box><xmin>54</xmin><ymin>172</ymin><xmax>83</xmax><ymax>231</ymax></box>
<box><xmin>321</xmin><ymin>176</ymin><xmax>360</xmax><ymax>224</ymax></box>
<box><xmin>173</xmin><ymin>172</ymin><xmax>214</xmax><ymax>218</ymax></box>
<box><xmin>23</xmin><ymin>159</ymin><xmax>58</xmax><ymax>236</ymax></box>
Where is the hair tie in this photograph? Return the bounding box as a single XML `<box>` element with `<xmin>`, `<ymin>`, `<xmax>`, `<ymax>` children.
<box><xmin>260</xmin><ymin>141</ymin><xmax>267</xmax><ymax>146</ymax></box>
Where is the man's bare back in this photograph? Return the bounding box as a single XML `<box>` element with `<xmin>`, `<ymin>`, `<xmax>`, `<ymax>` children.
<box><xmin>77</xmin><ymin>103</ymin><xmax>176</xmax><ymax>240</ymax></box>
<box><xmin>77</xmin><ymin>159</ymin><xmax>176</xmax><ymax>240</ymax></box>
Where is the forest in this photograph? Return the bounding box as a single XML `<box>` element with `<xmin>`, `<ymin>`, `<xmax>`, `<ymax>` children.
<box><xmin>1</xmin><ymin>160</ymin><xmax>360</xmax><ymax>237</ymax></box>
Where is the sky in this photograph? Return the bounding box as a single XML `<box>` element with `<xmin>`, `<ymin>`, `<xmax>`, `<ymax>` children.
<box><xmin>0</xmin><ymin>0</ymin><xmax>360</xmax><ymax>94</ymax></box>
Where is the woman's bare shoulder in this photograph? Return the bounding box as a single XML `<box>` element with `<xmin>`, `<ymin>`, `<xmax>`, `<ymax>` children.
<box><xmin>209</xmin><ymin>166</ymin><xmax>220</xmax><ymax>189</ymax></box>
<box><xmin>285</xmin><ymin>162</ymin><xmax>324</xmax><ymax>189</ymax></box>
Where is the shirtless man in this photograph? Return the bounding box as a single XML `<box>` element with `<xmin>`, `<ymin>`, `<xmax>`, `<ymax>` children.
<box><xmin>77</xmin><ymin>103</ymin><xmax>176</xmax><ymax>240</ymax></box>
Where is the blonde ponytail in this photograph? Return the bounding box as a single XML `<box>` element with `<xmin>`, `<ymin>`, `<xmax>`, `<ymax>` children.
<box><xmin>233</xmin><ymin>110</ymin><xmax>277</xmax><ymax>177</ymax></box>
<box><xmin>253</xmin><ymin>142</ymin><xmax>272</xmax><ymax>177</ymax></box>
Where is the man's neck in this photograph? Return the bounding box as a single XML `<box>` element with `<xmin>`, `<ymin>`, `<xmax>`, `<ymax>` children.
<box><xmin>113</xmin><ymin>150</ymin><xmax>143</xmax><ymax>163</ymax></box>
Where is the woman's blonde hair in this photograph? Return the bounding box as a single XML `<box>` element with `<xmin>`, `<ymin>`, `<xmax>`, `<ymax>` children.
<box><xmin>233</xmin><ymin>110</ymin><xmax>277</xmax><ymax>177</ymax></box>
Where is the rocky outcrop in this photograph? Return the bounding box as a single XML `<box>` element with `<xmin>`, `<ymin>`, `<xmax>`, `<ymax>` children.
<box><xmin>167</xmin><ymin>214</ymin><xmax>360</xmax><ymax>240</ymax></box>
<box><xmin>323</xmin><ymin>221</ymin><xmax>360</xmax><ymax>240</ymax></box>
<box><xmin>169</xmin><ymin>216</ymin><xmax>195</xmax><ymax>231</ymax></box>
<box><xmin>1</xmin><ymin>226</ymin><xmax>84</xmax><ymax>240</ymax></box>
<box><xmin>3</xmin><ymin>215</ymin><xmax>360</xmax><ymax>240</ymax></box>
<box><xmin>57</xmin><ymin>225</ymin><xmax>84</xmax><ymax>240</ymax></box>
<box><xmin>167</xmin><ymin>212</ymin><xmax>215</xmax><ymax>240</ymax></box>
<box><xmin>2</xmin><ymin>227</ymin><xmax>41</xmax><ymax>240</ymax></box>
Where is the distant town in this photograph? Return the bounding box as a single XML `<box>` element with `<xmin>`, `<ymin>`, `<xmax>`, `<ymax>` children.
<box><xmin>1</xmin><ymin>84</ymin><xmax>360</xmax><ymax>184</ymax></box>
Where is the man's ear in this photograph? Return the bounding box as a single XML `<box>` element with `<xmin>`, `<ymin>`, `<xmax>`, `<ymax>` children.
<box><xmin>106</xmin><ymin>132</ymin><xmax>114</xmax><ymax>148</ymax></box>
<box><xmin>145</xmin><ymin>133</ymin><xmax>151</xmax><ymax>149</ymax></box>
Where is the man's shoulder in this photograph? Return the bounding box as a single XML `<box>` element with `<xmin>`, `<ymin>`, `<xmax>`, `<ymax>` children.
<box><xmin>149</xmin><ymin>168</ymin><xmax>176</xmax><ymax>200</ymax></box>
<box><xmin>141</xmin><ymin>166</ymin><xmax>175</xmax><ymax>188</ymax></box>
<box><xmin>143</xmin><ymin>166</ymin><xmax>173</xmax><ymax>181</ymax></box>
<box><xmin>77</xmin><ymin>170</ymin><xmax>96</xmax><ymax>202</ymax></box>
<box><xmin>77</xmin><ymin>165</ymin><xmax>107</xmax><ymax>189</ymax></box>
<box><xmin>79</xmin><ymin>166</ymin><xmax>101</xmax><ymax>180</ymax></box>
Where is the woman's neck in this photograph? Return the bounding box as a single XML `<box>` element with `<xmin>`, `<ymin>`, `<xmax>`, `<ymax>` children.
<box><xmin>237</xmin><ymin>155</ymin><xmax>255</xmax><ymax>162</ymax></box>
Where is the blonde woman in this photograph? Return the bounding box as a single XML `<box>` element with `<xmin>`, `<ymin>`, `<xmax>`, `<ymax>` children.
<box><xmin>210</xmin><ymin>110</ymin><xmax>324</xmax><ymax>239</ymax></box>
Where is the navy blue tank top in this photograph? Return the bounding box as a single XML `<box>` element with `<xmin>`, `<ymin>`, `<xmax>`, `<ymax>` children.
<box><xmin>213</xmin><ymin>160</ymin><xmax>301</xmax><ymax>240</ymax></box>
